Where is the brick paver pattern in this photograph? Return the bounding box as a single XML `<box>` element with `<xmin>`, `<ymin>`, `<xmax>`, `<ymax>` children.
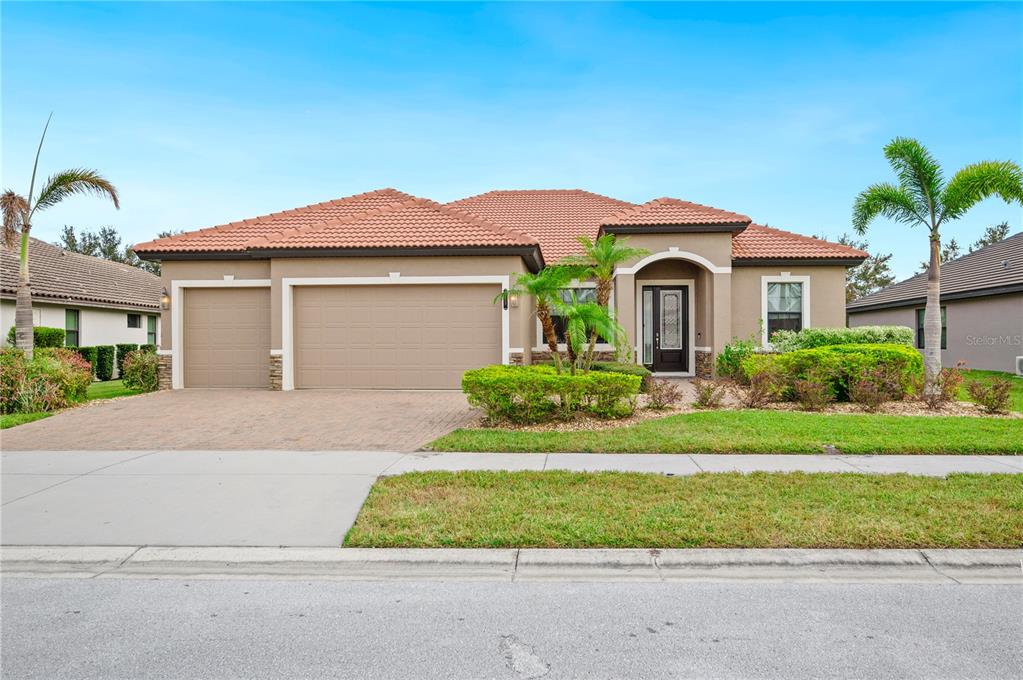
<box><xmin>1</xmin><ymin>390</ymin><xmax>478</xmax><ymax>452</ymax></box>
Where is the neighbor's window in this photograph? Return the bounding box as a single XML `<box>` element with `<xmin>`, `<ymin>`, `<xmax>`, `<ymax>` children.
<box><xmin>65</xmin><ymin>309</ymin><xmax>80</xmax><ymax>347</ymax></box>
<box><xmin>147</xmin><ymin>315</ymin><xmax>158</xmax><ymax>345</ymax></box>
<box><xmin>915</xmin><ymin>307</ymin><xmax>947</xmax><ymax>350</ymax></box>
<box><xmin>127</xmin><ymin>313</ymin><xmax>141</xmax><ymax>328</ymax></box>
<box><xmin>766</xmin><ymin>282</ymin><xmax>804</xmax><ymax>339</ymax></box>
<box><xmin>551</xmin><ymin>287</ymin><xmax>597</xmax><ymax>344</ymax></box>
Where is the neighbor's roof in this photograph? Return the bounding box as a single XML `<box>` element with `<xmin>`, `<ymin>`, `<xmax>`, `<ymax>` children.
<box><xmin>1</xmin><ymin>238</ymin><xmax>161</xmax><ymax>311</ymax></box>
<box><xmin>132</xmin><ymin>187</ymin><xmax>863</xmax><ymax>265</ymax></box>
<box><xmin>732</xmin><ymin>224</ymin><xmax>867</xmax><ymax>262</ymax></box>
<box><xmin>847</xmin><ymin>231</ymin><xmax>1023</xmax><ymax>311</ymax></box>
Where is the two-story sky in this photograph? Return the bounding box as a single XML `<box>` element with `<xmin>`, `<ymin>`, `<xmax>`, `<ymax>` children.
<box><xmin>3</xmin><ymin>1</ymin><xmax>1021</xmax><ymax>279</ymax></box>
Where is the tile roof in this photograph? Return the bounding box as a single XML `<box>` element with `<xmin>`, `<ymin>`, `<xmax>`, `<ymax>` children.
<box><xmin>732</xmin><ymin>224</ymin><xmax>868</xmax><ymax>261</ymax></box>
<box><xmin>1</xmin><ymin>238</ymin><xmax>161</xmax><ymax>311</ymax></box>
<box><xmin>603</xmin><ymin>197</ymin><xmax>751</xmax><ymax>227</ymax></box>
<box><xmin>247</xmin><ymin>197</ymin><xmax>537</xmax><ymax>250</ymax></box>
<box><xmin>132</xmin><ymin>189</ymin><xmax>418</xmax><ymax>253</ymax></box>
<box><xmin>447</xmin><ymin>189</ymin><xmax>635</xmax><ymax>262</ymax></box>
<box><xmin>132</xmin><ymin>187</ymin><xmax>864</xmax><ymax>265</ymax></box>
<box><xmin>847</xmin><ymin>231</ymin><xmax>1023</xmax><ymax>310</ymax></box>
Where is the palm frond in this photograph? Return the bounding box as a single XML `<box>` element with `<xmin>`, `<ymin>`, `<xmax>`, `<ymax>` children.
<box><xmin>883</xmin><ymin>137</ymin><xmax>944</xmax><ymax>219</ymax></box>
<box><xmin>563</xmin><ymin>234</ymin><xmax>649</xmax><ymax>279</ymax></box>
<box><xmin>32</xmin><ymin>168</ymin><xmax>120</xmax><ymax>214</ymax></box>
<box><xmin>1</xmin><ymin>191</ymin><xmax>29</xmax><ymax>249</ymax></box>
<box><xmin>851</xmin><ymin>182</ymin><xmax>925</xmax><ymax>234</ymax></box>
<box><xmin>940</xmin><ymin>160</ymin><xmax>1023</xmax><ymax>223</ymax></box>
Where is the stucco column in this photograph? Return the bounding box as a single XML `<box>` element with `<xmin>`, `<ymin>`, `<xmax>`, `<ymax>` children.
<box><xmin>615</xmin><ymin>272</ymin><xmax>637</xmax><ymax>362</ymax></box>
<box><xmin>711</xmin><ymin>272</ymin><xmax>732</xmax><ymax>366</ymax></box>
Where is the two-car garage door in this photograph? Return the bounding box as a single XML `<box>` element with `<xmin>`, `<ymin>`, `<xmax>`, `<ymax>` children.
<box><xmin>293</xmin><ymin>284</ymin><xmax>501</xmax><ymax>389</ymax></box>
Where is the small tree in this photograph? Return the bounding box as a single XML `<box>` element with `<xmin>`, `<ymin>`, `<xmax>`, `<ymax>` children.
<box><xmin>554</xmin><ymin>293</ymin><xmax>628</xmax><ymax>374</ymax></box>
<box><xmin>1</xmin><ymin>115</ymin><xmax>120</xmax><ymax>358</ymax></box>
<box><xmin>495</xmin><ymin>267</ymin><xmax>577</xmax><ymax>373</ymax></box>
<box><xmin>853</xmin><ymin>137</ymin><xmax>1023</xmax><ymax>393</ymax></box>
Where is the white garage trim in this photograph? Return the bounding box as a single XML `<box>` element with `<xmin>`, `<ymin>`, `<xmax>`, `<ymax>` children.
<box><xmin>170</xmin><ymin>278</ymin><xmax>272</xmax><ymax>389</ymax></box>
<box><xmin>281</xmin><ymin>275</ymin><xmax>511</xmax><ymax>391</ymax></box>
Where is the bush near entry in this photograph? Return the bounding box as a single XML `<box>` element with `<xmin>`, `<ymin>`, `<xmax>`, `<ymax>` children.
<box><xmin>121</xmin><ymin>349</ymin><xmax>159</xmax><ymax>392</ymax></box>
<box><xmin>463</xmin><ymin>365</ymin><xmax>642</xmax><ymax>423</ymax></box>
<box><xmin>769</xmin><ymin>325</ymin><xmax>914</xmax><ymax>352</ymax></box>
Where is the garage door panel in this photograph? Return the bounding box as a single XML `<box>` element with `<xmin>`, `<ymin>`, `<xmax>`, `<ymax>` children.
<box><xmin>294</xmin><ymin>284</ymin><xmax>501</xmax><ymax>389</ymax></box>
<box><xmin>184</xmin><ymin>287</ymin><xmax>270</xmax><ymax>388</ymax></box>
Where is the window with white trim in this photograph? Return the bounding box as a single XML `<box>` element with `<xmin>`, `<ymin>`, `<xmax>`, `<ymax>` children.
<box><xmin>765</xmin><ymin>281</ymin><xmax>804</xmax><ymax>339</ymax></box>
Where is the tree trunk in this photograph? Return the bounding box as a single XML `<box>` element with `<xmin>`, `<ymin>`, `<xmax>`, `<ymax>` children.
<box><xmin>536</xmin><ymin>303</ymin><xmax>562</xmax><ymax>373</ymax></box>
<box><xmin>583</xmin><ymin>277</ymin><xmax>614</xmax><ymax>372</ymax></box>
<box><xmin>15</xmin><ymin>229</ymin><xmax>34</xmax><ymax>360</ymax></box>
<box><xmin>923</xmin><ymin>236</ymin><xmax>942</xmax><ymax>394</ymax></box>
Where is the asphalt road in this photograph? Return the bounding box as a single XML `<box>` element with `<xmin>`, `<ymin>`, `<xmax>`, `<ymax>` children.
<box><xmin>3</xmin><ymin>578</ymin><xmax>1021</xmax><ymax>679</ymax></box>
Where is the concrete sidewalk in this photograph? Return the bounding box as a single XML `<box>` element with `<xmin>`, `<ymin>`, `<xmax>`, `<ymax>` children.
<box><xmin>3</xmin><ymin>450</ymin><xmax>1020</xmax><ymax>548</ymax></box>
<box><xmin>3</xmin><ymin>546</ymin><xmax>1020</xmax><ymax>584</ymax></box>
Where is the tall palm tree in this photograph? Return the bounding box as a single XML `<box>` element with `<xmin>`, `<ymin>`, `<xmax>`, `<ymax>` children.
<box><xmin>555</xmin><ymin>293</ymin><xmax>628</xmax><ymax>374</ymax></box>
<box><xmin>2</xmin><ymin>116</ymin><xmax>120</xmax><ymax>359</ymax></box>
<box><xmin>562</xmin><ymin>234</ymin><xmax>649</xmax><ymax>366</ymax></box>
<box><xmin>495</xmin><ymin>266</ymin><xmax>577</xmax><ymax>372</ymax></box>
<box><xmin>853</xmin><ymin>137</ymin><xmax>1022</xmax><ymax>390</ymax></box>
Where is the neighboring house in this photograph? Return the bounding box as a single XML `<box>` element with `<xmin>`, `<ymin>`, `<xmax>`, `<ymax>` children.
<box><xmin>847</xmin><ymin>231</ymin><xmax>1023</xmax><ymax>373</ymax></box>
<box><xmin>1</xmin><ymin>238</ymin><xmax>162</xmax><ymax>366</ymax></box>
<box><xmin>132</xmin><ymin>188</ymin><xmax>865</xmax><ymax>390</ymax></box>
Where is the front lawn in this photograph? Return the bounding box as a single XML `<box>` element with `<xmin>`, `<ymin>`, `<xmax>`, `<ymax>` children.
<box><xmin>961</xmin><ymin>370</ymin><xmax>1023</xmax><ymax>412</ymax></box>
<box><xmin>345</xmin><ymin>471</ymin><xmax>1023</xmax><ymax>549</ymax></box>
<box><xmin>2</xmin><ymin>380</ymin><xmax>144</xmax><ymax>429</ymax></box>
<box><xmin>429</xmin><ymin>410</ymin><xmax>1023</xmax><ymax>454</ymax></box>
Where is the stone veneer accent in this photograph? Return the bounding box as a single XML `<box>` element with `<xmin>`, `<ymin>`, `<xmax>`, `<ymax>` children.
<box><xmin>695</xmin><ymin>350</ymin><xmax>713</xmax><ymax>379</ymax></box>
<box><xmin>269</xmin><ymin>354</ymin><xmax>283</xmax><ymax>391</ymax></box>
<box><xmin>157</xmin><ymin>354</ymin><xmax>173</xmax><ymax>390</ymax></box>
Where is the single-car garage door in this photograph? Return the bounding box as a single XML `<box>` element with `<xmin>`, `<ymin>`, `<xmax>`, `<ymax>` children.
<box><xmin>294</xmin><ymin>284</ymin><xmax>501</xmax><ymax>389</ymax></box>
<box><xmin>184</xmin><ymin>287</ymin><xmax>271</xmax><ymax>388</ymax></box>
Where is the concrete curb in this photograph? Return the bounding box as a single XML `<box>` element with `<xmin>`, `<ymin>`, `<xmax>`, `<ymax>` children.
<box><xmin>3</xmin><ymin>546</ymin><xmax>1020</xmax><ymax>583</ymax></box>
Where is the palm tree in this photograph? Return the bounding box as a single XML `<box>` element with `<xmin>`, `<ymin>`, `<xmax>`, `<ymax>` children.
<box><xmin>2</xmin><ymin>116</ymin><xmax>120</xmax><ymax>359</ymax></box>
<box><xmin>853</xmin><ymin>137</ymin><xmax>1022</xmax><ymax>391</ymax></box>
<box><xmin>495</xmin><ymin>266</ymin><xmax>577</xmax><ymax>372</ymax></box>
<box><xmin>555</xmin><ymin>293</ymin><xmax>628</xmax><ymax>374</ymax></box>
<box><xmin>562</xmin><ymin>234</ymin><xmax>649</xmax><ymax>366</ymax></box>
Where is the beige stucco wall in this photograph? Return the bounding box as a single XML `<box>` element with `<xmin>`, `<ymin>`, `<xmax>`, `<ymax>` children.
<box><xmin>616</xmin><ymin>232</ymin><xmax>733</xmax><ymax>269</ymax></box>
<box><xmin>730</xmin><ymin>265</ymin><xmax>848</xmax><ymax>345</ymax></box>
<box><xmin>848</xmin><ymin>293</ymin><xmax>1023</xmax><ymax>373</ymax></box>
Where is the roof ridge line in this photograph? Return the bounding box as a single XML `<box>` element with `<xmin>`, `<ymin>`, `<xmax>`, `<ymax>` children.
<box><xmin>247</xmin><ymin>195</ymin><xmax>423</xmax><ymax>247</ymax></box>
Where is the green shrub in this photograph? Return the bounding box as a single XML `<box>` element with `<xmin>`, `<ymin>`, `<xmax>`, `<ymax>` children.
<box><xmin>716</xmin><ymin>337</ymin><xmax>759</xmax><ymax>380</ymax></box>
<box><xmin>115</xmin><ymin>343</ymin><xmax>139</xmax><ymax>377</ymax></box>
<box><xmin>95</xmin><ymin>345</ymin><xmax>115</xmax><ymax>381</ymax></box>
<box><xmin>462</xmin><ymin>365</ymin><xmax>641</xmax><ymax>424</ymax></box>
<box><xmin>1</xmin><ymin>347</ymin><xmax>91</xmax><ymax>414</ymax></box>
<box><xmin>75</xmin><ymin>346</ymin><xmax>98</xmax><ymax>377</ymax></box>
<box><xmin>121</xmin><ymin>349</ymin><xmax>159</xmax><ymax>392</ymax></box>
<box><xmin>6</xmin><ymin>325</ymin><xmax>65</xmax><ymax>348</ymax></box>
<box><xmin>966</xmin><ymin>377</ymin><xmax>1013</xmax><ymax>415</ymax></box>
<box><xmin>588</xmin><ymin>361</ymin><xmax>652</xmax><ymax>379</ymax></box>
<box><xmin>140</xmin><ymin>343</ymin><xmax>157</xmax><ymax>354</ymax></box>
<box><xmin>770</xmin><ymin>326</ymin><xmax>914</xmax><ymax>352</ymax></box>
<box><xmin>742</xmin><ymin>343</ymin><xmax>923</xmax><ymax>401</ymax></box>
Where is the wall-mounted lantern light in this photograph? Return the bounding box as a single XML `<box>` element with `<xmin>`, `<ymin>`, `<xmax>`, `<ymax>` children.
<box><xmin>509</xmin><ymin>293</ymin><xmax>520</xmax><ymax>309</ymax></box>
<box><xmin>160</xmin><ymin>287</ymin><xmax>171</xmax><ymax>310</ymax></box>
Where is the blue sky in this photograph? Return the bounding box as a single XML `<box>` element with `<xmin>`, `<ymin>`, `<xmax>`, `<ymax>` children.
<box><xmin>3</xmin><ymin>1</ymin><xmax>1021</xmax><ymax>278</ymax></box>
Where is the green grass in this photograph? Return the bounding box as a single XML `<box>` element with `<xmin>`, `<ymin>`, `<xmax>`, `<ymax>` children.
<box><xmin>0</xmin><ymin>412</ymin><xmax>53</xmax><ymax>429</ymax></box>
<box><xmin>961</xmin><ymin>370</ymin><xmax>1023</xmax><ymax>412</ymax></box>
<box><xmin>429</xmin><ymin>410</ymin><xmax>1023</xmax><ymax>454</ymax></box>
<box><xmin>2</xmin><ymin>380</ymin><xmax>143</xmax><ymax>430</ymax></box>
<box><xmin>345</xmin><ymin>471</ymin><xmax>1023</xmax><ymax>549</ymax></box>
<box><xmin>86</xmin><ymin>379</ymin><xmax>142</xmax><ymax>400</ymax></box>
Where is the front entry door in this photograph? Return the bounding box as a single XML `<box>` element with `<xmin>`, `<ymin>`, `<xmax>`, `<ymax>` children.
<box><xmin>646</xmin><ymin>286</ymin><xmax>688</xmax><ymax>373</ymax></box>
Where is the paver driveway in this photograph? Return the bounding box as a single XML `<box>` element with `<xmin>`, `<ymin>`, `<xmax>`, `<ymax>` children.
<box><xmin>1</xmin><ymin>390</ymin><xmax>477</xmax><ymax>452</ymax></box>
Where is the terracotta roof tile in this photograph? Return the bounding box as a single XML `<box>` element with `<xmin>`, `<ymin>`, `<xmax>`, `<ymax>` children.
<box><xmin>251</xmin><ymin>197</ymin><xmax>537</xmax><ymax>250</ymax></box>
<box><xmin>604</xmin><ymin>197</ymin><xmax>751</xmax><ymax>227</ymax></box>
<box><xmin>1</xmin><ymin>238</ymin><xmax>161</xmax><ymax>310</ymax></box>
<box><xmin>447</xmin><ymin>189</ymin><xmax>635</xmax><ymax>263</ymax></box>
<box><xmin>132</xmin><ymin>188</ymin><xmax>417</xmax><ymax>253</ymax></box>
<box><xmin>732</xmin><ymin>224</ymin><xmax>867</xmax><ymax>261</ymax></box>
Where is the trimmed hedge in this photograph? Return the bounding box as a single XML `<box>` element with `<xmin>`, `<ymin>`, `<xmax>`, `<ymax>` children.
<box><xmin>742</xmin><ymin>343</ymin><xmax>923</xmax><ymax>401</ymax></box>
<box><xmin>140</xmin><ymin>343</ymin><xmax>157</xmax><ymax>354</ymax></box>
<box><xmin>115</xmin><ymin>343</ymin><xmax>139</xmax><ymax>377</ymax></box>
<box><xmin>770</xmin><ymin>326</ymin><xmax>914</xmax><ymax>352</ymax></box>
<box><xmin>6</xmin><ymin>325</ymin><xmax>65</xmax><ymax>348</ymax></box>
<box><xmin>75</xmin><ymin>346</ymin><xmax>98</xmax><ymax>378</ymax></box>
<box><xmin>463</xmin><ymin>365</ymin><xmax>642</xmax><ymax>423</ymax></box>
<box><xmin>548</xmin><ymin>360</ymin><xmax>652</xmax><ymax>379</ymax></box>
<box><xmin>95</xmin><ymin>345</ymin><xmax>115</xmax><ymax>382</ymax></box>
